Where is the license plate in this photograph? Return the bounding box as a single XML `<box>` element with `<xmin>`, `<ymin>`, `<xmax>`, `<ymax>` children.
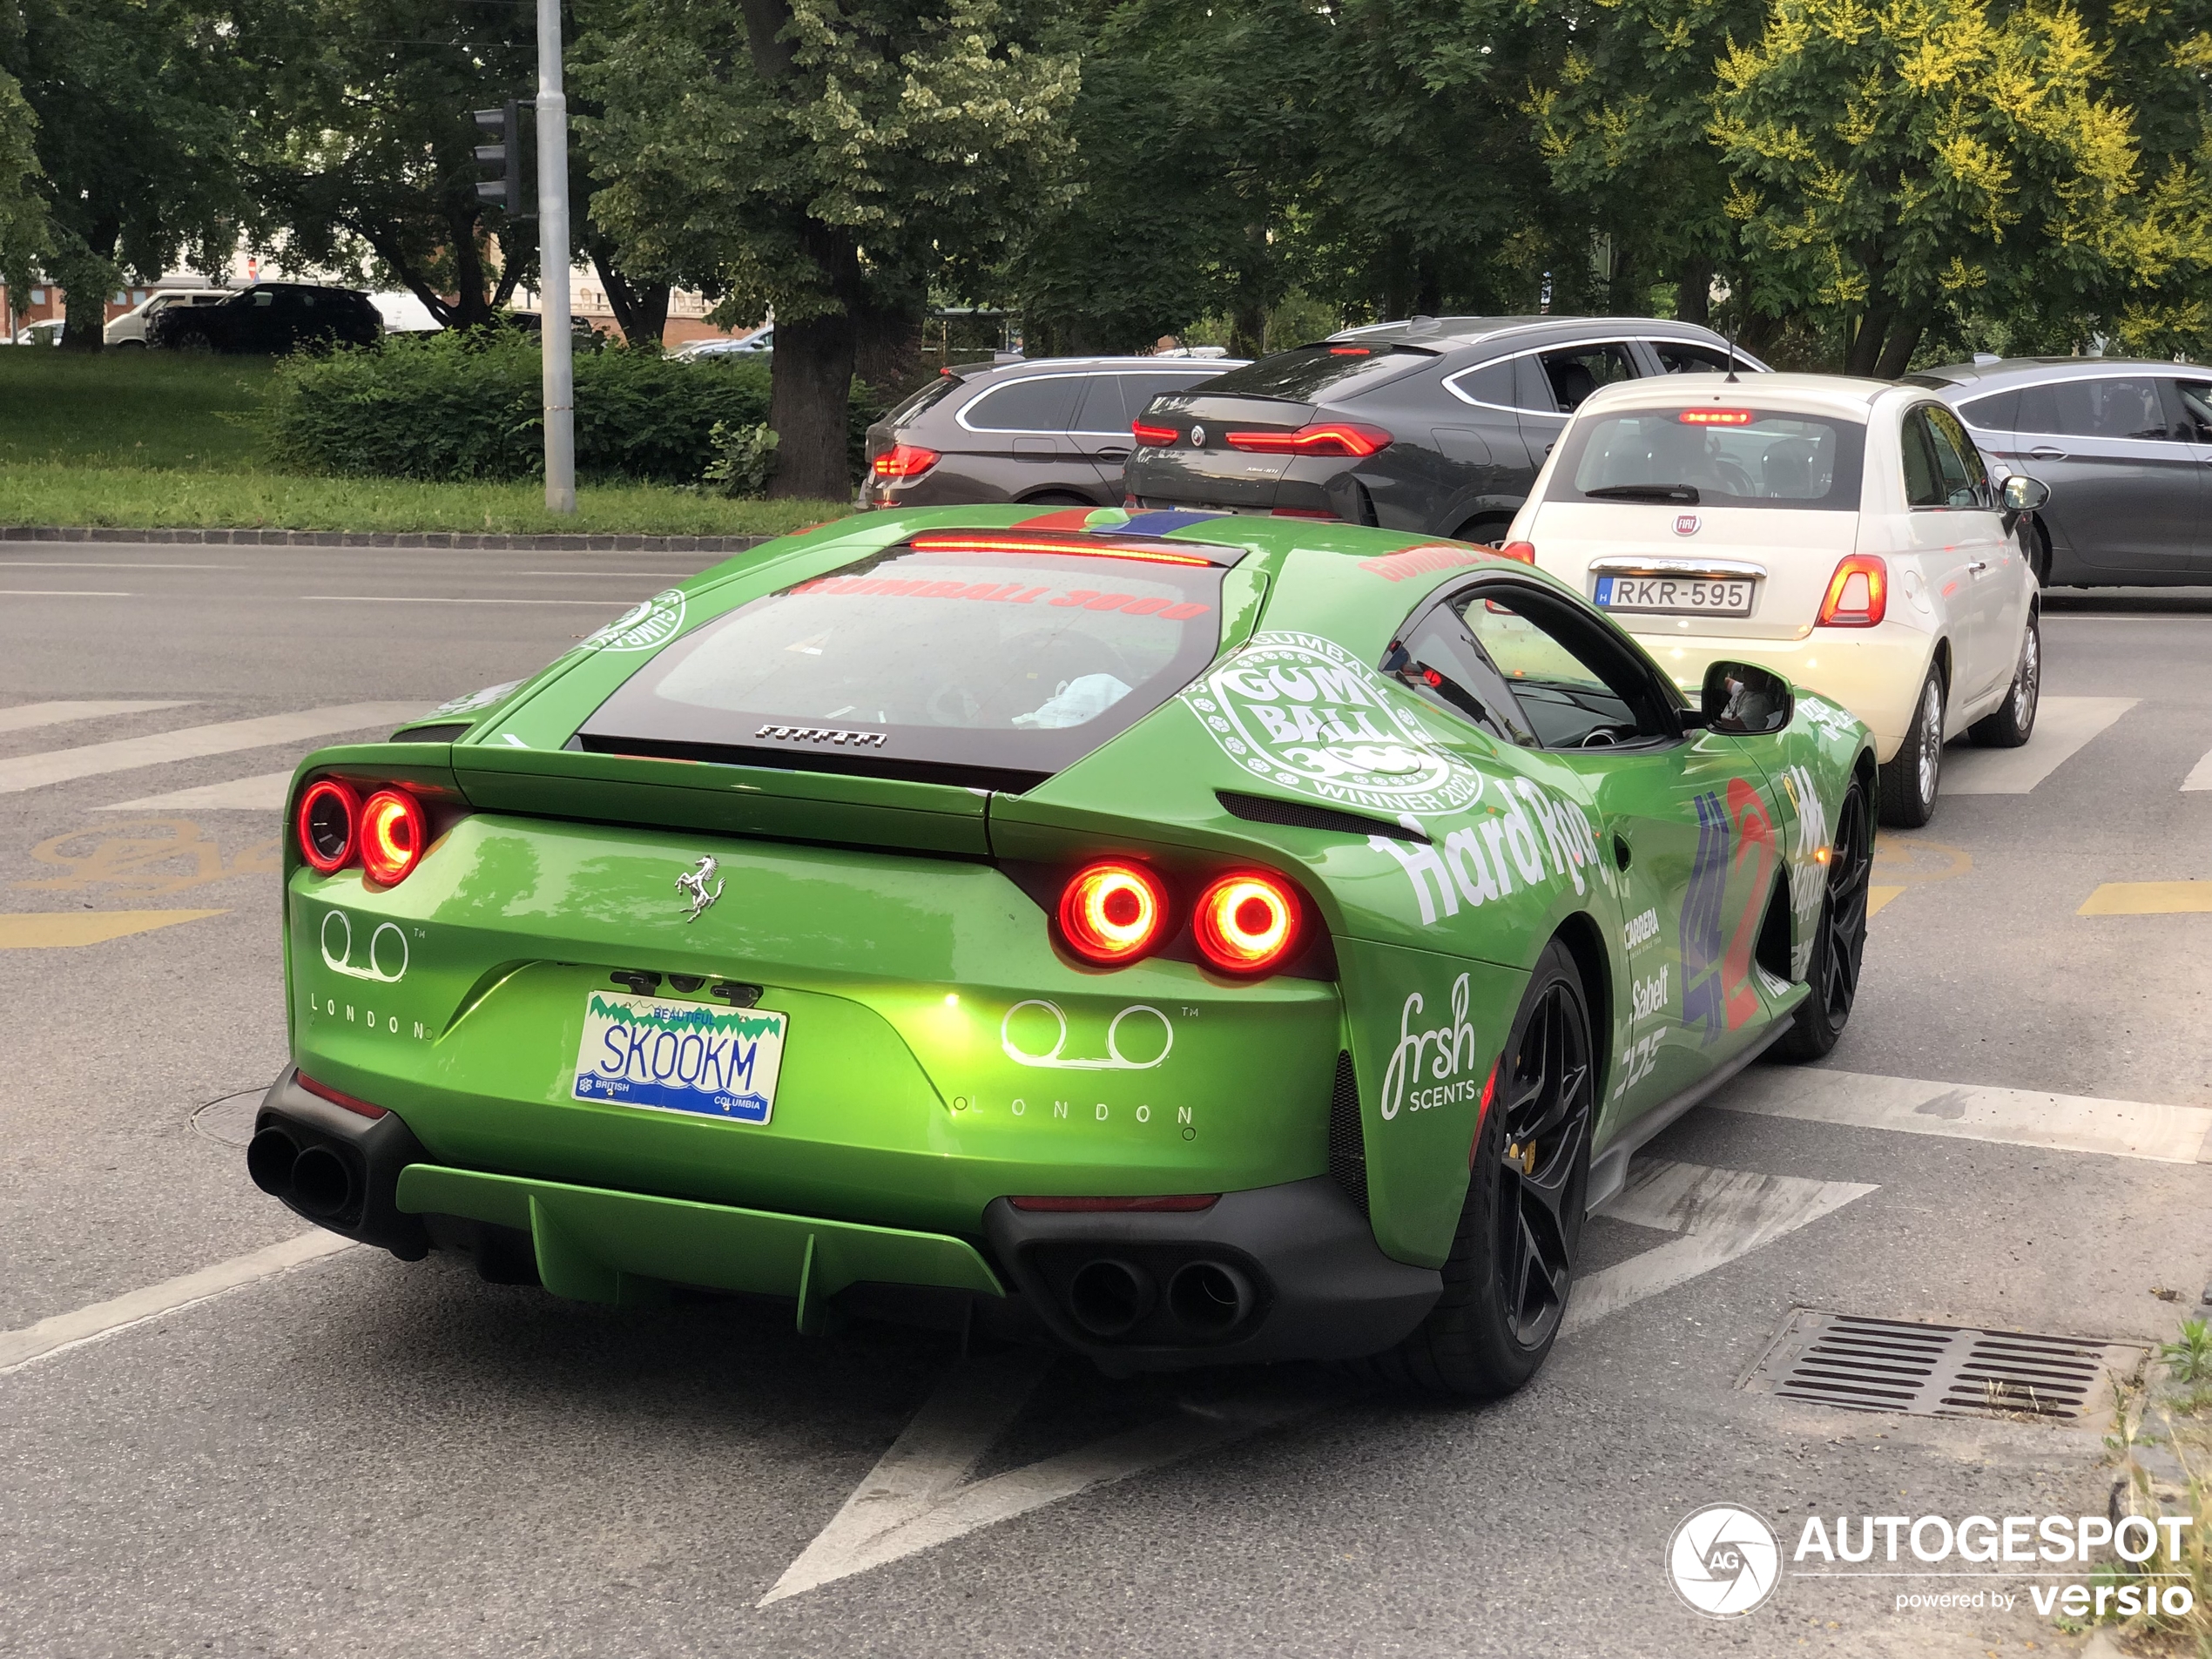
<box><xmin>571</xmin><ymin>991</ymin><xmax>787</xmax><ymax>1125</ymax></box>
<box><xmin>1594</xmin><ymin>575</ymin><xmax>1754</xmax><ymax>617</ymax></box>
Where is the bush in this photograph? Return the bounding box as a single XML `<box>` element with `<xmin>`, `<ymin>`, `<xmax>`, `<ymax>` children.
<box><xmin>701</xmin><ymin>421</ymin><xmax>779</xmax><ymax>497</ymax></box>
<box><xmin>264</xmin><ymin>333</ymin><xmax>882</xmax><ymax>486</ymax></box>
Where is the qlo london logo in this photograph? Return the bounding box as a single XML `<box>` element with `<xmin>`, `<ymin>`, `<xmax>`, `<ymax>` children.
<box><xmin>1668</xmin><ymin>1504</ymin><xmax>1782</xmax><ymax>1617</ymax></box>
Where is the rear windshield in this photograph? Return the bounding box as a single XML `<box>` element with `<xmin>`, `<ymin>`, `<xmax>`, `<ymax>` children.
<box><xmin>1199</xmin><ymin>344</ymin><xmax>1431</xmax><ymax>403</ymax></box>
<box><xmin>577</xmin><ymin>543</ymin><xmax>1230</xmax><ymax>790</ymax></box>
<box><xmin>883</xmin><ymin>374</ymin><xmax>961</xmax><ymax>426</ymax></box>
<box><xmin>1548</xmin><ymin>408</ymin><xmax>1865</xmax><ymax>510</ymax></box>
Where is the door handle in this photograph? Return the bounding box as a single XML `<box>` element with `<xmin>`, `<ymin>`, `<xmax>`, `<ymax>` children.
<box><xmin>1096</xmin><ymin>448</ymin><xmax>1130</xmax><ymax>461</ymax></box>
<box><xmin>1968</xmin><ymin>559</ymin><xmax>1990</xmax><ymax>574</ymax></box>
<box><xmin>2027</xmin><ymin>446</ymin><xmax>2067</xmax><ymax>460</ymax></box>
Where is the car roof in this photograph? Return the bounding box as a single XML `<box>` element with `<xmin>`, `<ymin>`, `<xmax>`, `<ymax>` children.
<box><xmin>958</xmin><ymin>355</ymin><xmax>1251</xmax><ymax>378</ymax></box>
<box><xmin>1914</xmin><ymin>356</ymin><xmax>2204</xmax><ymax>388</ymax></box>
<box><xmin>1570</xmin><ymin>370</ymin><xmax>1900</xmax><ymax>420</ymax></box>
<box><xmin>1323</xmin><ymin>315</ymin><xmax>1734</xmax><ymax>353</ymax></box>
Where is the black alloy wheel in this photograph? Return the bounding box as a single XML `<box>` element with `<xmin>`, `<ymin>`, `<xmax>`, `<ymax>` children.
<box><xmin>1359</xmin><ymin>939</ymin><xmax>1593</xmax><ymax>1399</ymax></box>
<box><xmin>1777</xmin><ymin>779</ymin><xmax>1871</xmax><ymax>1062</ymax></box>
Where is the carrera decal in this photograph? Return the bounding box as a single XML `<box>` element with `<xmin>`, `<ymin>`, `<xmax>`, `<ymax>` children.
<box><xmin>1366</xmin><ymin>777</ymin><xmax>1601</xmax><ymax>926</ymax></box>
<box><xmin>1379</xmin><ymin>973</ymin><xmax>1483</xmax><ymax>1121</ymax></box>
<box><xmin>1184</xmin><ymin>631</ymin><xmax>1484</xmax><ymax>815</ymax></box>
<box><xmin>578</xmin><ymin>589</ymin><xmax>687</xmax><ymax>652</ymax></box>
<box><xmin>1623</xmin><ymin>907</ymin><xmax>1660</xmax><ymax>954</ymax></box>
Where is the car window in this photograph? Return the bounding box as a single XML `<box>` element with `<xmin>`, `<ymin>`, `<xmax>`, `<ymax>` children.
<box><xmin>885</xmin><ymin>375</ymin><xmax>961</xmax><ymax>426</ymax></box>
<box><xmin>1957</xmin><ymin>389</ymin><xmax>2018</xmax><ymax>431</ymax></box>
<box><xmin>2170</xmin><ymin>380</ymin><xmax>2212</xmax><ymax>442</ymax></box>
<box><xmin>577</xmin><ymin>540</ymin><xmax>1229</xmax><ymax>787</ymax></box>
<box><xmin>2016</xmin><ymin>375</ymin><xmax>2176</xmax><ymax>442</ymax></box>
<box><xmin>1538</xmin><ymin>344</ymin><xmax>1638</xmax><ymax>414</ymax></box>
<box><xmin>1380</xmin><ymin>606</ymin><xmax>1534</xmax><ymax>746</ymax></box>
<box><xmin>1453</xmin><ymin>586</ymin><xmax>1673</xmax><ymax>748</ymax></box>
<box><xmin>251</xmin><ymin>292</ymin><xmax>274</xmax><ymax>307</ymax></box>
<box><xmin>1071</xmin><ymin>376</ymin><xmax>1126</xmax><ymax>433</ymax></box>
<box><xmin>1201</xmin><ymin>344</ymin><xmax>1431</xmax><ymax>401</ymax></box>
<box><xmin>1900</xmin><ymin>410</ymin><xmax>1946</xmax><ymax>508</ymax></box>
<box><xmin>1922</xmin><ymin>407</ymin><xmax>1984</xmax><ymax>506</ymax></box>
<box><xmin>1649</xmin><ymin>341</ymin><xmax>1737</xmax><ymax>374</ymax></box>
<box><xmin>1515</xmin><ymin>355</ymin><xmax>1559</xmax><ymax>412</ymax></box>
<box><xmin>1443</xmin><ymin>358</ymin><xmax>1518</xmax><ymax>408</ymax></box>
<box><xmin>961</xmin><ymin>375</ymin><xmax>1085</xmax><ymax>433</ymax></box>
<box><xmin>1546</xmin><ymin>407</ymin><xmax>1865</xmax><ymax>509</ymax></box>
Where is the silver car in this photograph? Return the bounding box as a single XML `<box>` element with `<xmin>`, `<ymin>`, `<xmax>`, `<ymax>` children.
<box><xmin>1919</xmin><ymin>356</ymin><xmax>2212</xmax><ymax>586</ymax></box>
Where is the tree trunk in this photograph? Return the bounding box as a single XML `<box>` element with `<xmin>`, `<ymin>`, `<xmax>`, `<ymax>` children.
<box><xmin>591</xmin><ymin>248</ymin><xmax>670</xmax><ymax>347</ymax></box>
<box><xmin>1676</xmin><ymin>254</ymin><xmax>1713</xmax><ymax>328</ymax></box>
<box><xmin>449</xmin><ymin>209</ymin><xmax>495</xmax><ymax>330</ymax></box>
<box><xmin>853</xmin><ymin>293</ymin><xmax>924</xmax><ymax>397</ymax></box>
<box><xmin>60</xmin><ymin>282</ymin><xmax>107</xmax><ymax>352</ymax></box>
<box><xmin>52</xmin><ymin>236</ymin><xmax>121</xmax><ymax>354</ymax></box>
<box><xmin>769</xmin><ymin>308</ymin><xmax>856</xmax><ymax>499</ymax></box>
<box><xmin>1844</xmin><ymin>302</ymin><xmax>1893</xmax><ymax>377</ymax></box>
<box><xmin>1872</xmin><ymin>315</ymin><xmax>1925</xmax><ymax>380</ymax></box>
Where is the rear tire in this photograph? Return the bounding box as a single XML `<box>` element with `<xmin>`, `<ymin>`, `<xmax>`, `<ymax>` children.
<box><xmin>1878</xmin><ymin>666</ymin><xmax>1945</xmax><ymax>828</ymax></box>
<box><xmin>1452</xmin><ymin>516</ymin><xmax>1509</xmax><ymax>548</ymax></box>
<box><xmin>1968</xmin><ymin>610</ymin><xmax>2039</xmax><ymax>748</ymax></box>
<box><xmin>1775</xmin><ymin>779</ymin><xmax>1871</xmax><ymax>1062</ymax></box>
<box><xmin>1359</xmin><ymin>939</ymin><xmax>1592</xmax><ymax>1399</ymax></box>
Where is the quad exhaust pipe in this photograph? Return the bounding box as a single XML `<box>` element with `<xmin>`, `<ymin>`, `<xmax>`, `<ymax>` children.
<box><xmin>1063</xmin><ymin>1255</ymin><xmax>1254</xmax><ymax>1341</ymax></box>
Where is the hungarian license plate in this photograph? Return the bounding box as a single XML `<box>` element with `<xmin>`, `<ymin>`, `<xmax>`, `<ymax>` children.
<box><xmin>1595</xmin><ymin>575</ymin><xmax>1754</xmax><ymax>617</ymax></box>
<box><xmin>571</xmin><ymin>990</ymin><xmax>787</xmax><ymax>1125</ymax></box>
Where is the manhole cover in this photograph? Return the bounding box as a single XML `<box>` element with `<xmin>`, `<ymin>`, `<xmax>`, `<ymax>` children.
<box><xmin>1743</xmin><ymin>1309</ymin><xmax>2147</xmax><ymax>1421</ymax></box>
<box><xmin>192</xmin><ymin>1089</ymin><xmax>266</xmax><ymax>1148</ymax></box>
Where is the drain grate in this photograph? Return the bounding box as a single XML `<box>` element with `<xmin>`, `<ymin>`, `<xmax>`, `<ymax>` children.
<box><xmin>1743</xmin><ymin>1309</ymin><xmax>2146</xmax><ymax>1421</ymax></box>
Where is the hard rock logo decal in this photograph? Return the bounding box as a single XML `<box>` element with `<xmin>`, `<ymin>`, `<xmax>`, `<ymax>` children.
<box><xmin>1184</xmin><ymin>631</ymin><xmax>1482</xmax><ymax>815</ymax></box>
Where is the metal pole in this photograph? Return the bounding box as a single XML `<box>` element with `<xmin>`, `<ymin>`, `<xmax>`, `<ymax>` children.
<box><xmin>536</xmin><ymin>0</ymin><xmax>576</xmax><ymax>514</ymax></box>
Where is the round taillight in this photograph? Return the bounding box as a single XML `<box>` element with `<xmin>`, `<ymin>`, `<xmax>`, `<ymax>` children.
<box><xmin>1058</xmin><ymin>861</ymin><xmax>1169</xmax><ymax>965</ymax></box>
<box><xmin>296</xmin><ymin>779</ymin><xmax>359</xmax><ymax>875</ymax></box>
<box><xmin>1193</xmin><ymin>872</ymin><xmax>1300</xmax><ymax>974</ymax></box>
<box><xmin>358</xmin><ymin>789</ymin><xmax>428</xmax><ymax>885</ymax></box>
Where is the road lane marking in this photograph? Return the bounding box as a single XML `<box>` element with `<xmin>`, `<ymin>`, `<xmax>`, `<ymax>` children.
<box><xmin>0</xmin><ymin>909</ymin><xmax>228</xmax><ymax>948</ymax></box>
<box><xmin>1561</xmin><ymin>1159</ymin><xmax>1876</xmax><ymax>1335</ymax></box>
<box><xmin>1940</xmin><ymin>696</ymin><xmax>2138</xmax><ymax>794</ymax></box>
<box><xmin>0</xmin><ymin>702</ymin><xmax>422</xmax><ymax>793</ymax></box>
<box><xmin>1713</xmin><ymin>1067</ymin><xmax>2212</xmax><ymax>1163</ymax></box>
<box><xmin>0</xmin><ymin>700</ymin><xmax>192</xmax><ymax>734</ymax></box>
<box><xmin>100</xmin><ymin>771</ymin><xmax>291</xmax><ymax>813</ymax></box>
<box><xmin>2182</xmin><ymin>745</ymin><xmax>2212</xmax><ymax>792</ymax></box>
<box><xmin>509</xmin><ymin>570</ymin><xmax>706</xmax><ymax>578</ymax></box>
<box><xmin>0</xmin><ymin>562</ymin><xmax>241</xmax><ymax>570</ymax></box>
<box><xmin>0</xmin><ymin>1231</ymin><xmax>354</xmax><ymax>1375</ymax></box>
<box><xmin>2079</xmin><ymin>881</ymin><xmax>2212</xmax><ymax>915</ymax></box>
<box><xmin>766</xmin><ymin>1154</ymin><xmax>1863</xmax><ymax>1603</ymax></box>
<box><xmin>299</xmin><ymin>596</ymin><xmax>632</xmax><ymax>606</ymax></box>
<box><xmin>1866</xmin><ymin>886</ymin><xmax>1905</xmax><ymax>917</ymax></box>
<box><xmin>0</xmin><ymin>589</ymin><xmax>133</xmax><ymax>597</ymax></box>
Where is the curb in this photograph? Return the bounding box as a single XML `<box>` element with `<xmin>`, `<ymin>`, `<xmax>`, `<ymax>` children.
<box><xmin>0</xmin><ymin>525</ymin><xmax>777</xmax><ymax>554</ymax></box>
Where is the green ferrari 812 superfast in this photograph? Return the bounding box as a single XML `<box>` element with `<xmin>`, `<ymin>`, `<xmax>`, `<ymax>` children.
<box><xmin>255</xmin><ymin>505</ymin><xmax>1876</xmax><ymax>1397</ymax></box>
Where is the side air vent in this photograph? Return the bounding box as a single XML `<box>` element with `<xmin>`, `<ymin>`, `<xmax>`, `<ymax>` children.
<box><xmin>1218</xmin><ymin>791</ymin><xmax>1427</xmax><ymax>843</ymax></box>
<box><xmin>1326</xmin><ymin>1049</ymin><xmax>1369</xmax><ymax>1217</ymax></box>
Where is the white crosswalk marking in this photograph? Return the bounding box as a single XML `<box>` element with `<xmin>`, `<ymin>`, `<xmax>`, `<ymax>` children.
<box><xmin>0</xmin><ymin>700</ymin><xmax>192</xmax><ymax>735</ymax></box>
<box><xmin>2182</xmin><ymin>745</ymin><xmax>2212</xmax><ymax>792</ymax></box>
<box><xmin>1941</xmin><ymin>695</ymin><xmax>2137</xmax><ymax>794</ymax></box>
<box><xmin>99</xmin><ymin>771</ymin><xmax>293</xmax><ymax>813</ymax></box>
<box><xmin>1713</xmin><ymin>1068</ymin><xmax>2212</xmax><ymax>1163</ymax></box>
<box><xmin>0</xmin><ymin>703</ymin><xmax>424</xmax><ymax>794</ymax></box>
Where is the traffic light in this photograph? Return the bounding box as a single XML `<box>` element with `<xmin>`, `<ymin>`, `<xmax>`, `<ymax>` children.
<box><xmin>473</xmin><ymin>103</ymin><xmax>523</xmax><ymax>214</ymax></box>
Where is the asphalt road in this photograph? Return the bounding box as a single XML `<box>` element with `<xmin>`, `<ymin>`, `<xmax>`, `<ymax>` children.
<box><xmin>3</xmin><ymin>545</ymin><xmax>2208</xmax><ymax>1659</ymax></box>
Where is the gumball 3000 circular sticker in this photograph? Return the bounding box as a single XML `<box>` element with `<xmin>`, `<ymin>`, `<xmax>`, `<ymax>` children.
<box><xmin>579</xmin><ymin>589</ymin><xmax>687</xmax><ymax>652</ymax></box>
<box><xmin>1184</xmin><ymin>631</ymin><xmax>1481</xmax><ymax>815</ymax></box>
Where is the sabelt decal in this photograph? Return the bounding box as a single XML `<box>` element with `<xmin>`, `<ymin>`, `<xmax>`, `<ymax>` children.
<box><xmin>579</xmin><ymin>589</ymin><xmax>687</xmax><ymax>652</ymax></box>
<box><xmin>1184</xmin><ymin>631</ymin><xmax>1484</xmax><ymax>815</ymax></box>
<box><xmin>1367</xmin><ymin>776</ymin><xmax>1602</xmax><ymax>926</ymax></box>
<box><xmin>1681</xmin><ymin>779</ymin><xmax>1778</xmax><ymax>1044</ymax></box>
<box><xmin>1379</xmin><ymin>973</ymin><xmax>1483</xmax><ymax>1121</ymax></box>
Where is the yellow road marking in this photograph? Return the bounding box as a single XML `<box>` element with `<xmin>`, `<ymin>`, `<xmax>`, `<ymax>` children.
<box><xmin>2078</xmin><ymin>882</ymin><xmax>2212</xmax><ymax>916</ymax></box>
<box><xmin>0</xmin><ymin>909</ymin><xmax>227</xmax><ymax>948</ymax></box>
<box><xmin>1866</xmin><ymin>886</ymin><xmax>1906</xmax><ymax>917</ymax></box>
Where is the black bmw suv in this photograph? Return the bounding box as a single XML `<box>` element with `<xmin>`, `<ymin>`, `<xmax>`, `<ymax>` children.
<box><xmin>1124</xmin><ymin>316</ymin><xmax>1766</xmax><ymax>542</ymax></box>
<box><xmin>149</xmin><ymin>282</ymin><xmax>382</xmax><ymax>354</ymax></box>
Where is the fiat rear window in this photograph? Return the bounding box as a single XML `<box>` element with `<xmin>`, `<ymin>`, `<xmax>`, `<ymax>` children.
<box><xmin>1548</xmin><ymin>408</ymin><xmax>1866</xmax><ymax>509</ymax></box>
<box><xmin>576</xmin><ymin>542</ymin><xmax>1232</xmax><ymax>790</ymax></box>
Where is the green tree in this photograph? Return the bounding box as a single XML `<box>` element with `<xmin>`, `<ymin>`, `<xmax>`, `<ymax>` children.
<box><xmin>0</xmin><ymin>0</ymin><xmax>245</xmax><ymax>350</ymax></box>
<box><xmin>0</xmin><ymin>67</ymin><xmax>47</xmax><ymax>306</ymax></box>
<box><xmin>578</xmin><ymin>0</ymin><xmax>1080</xmax><ymax>496</ymax></box>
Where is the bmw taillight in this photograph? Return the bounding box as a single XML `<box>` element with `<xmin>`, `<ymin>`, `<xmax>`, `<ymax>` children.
<box><xmin>1223</xmin><ymin>422</ymin><xmax>1393</xmax><ymax>457</ymax></box>
<box><xmin>359</xmin><ymin>789</ymin><xmax>428</xmax><ymax>885</ymax></box>
<box><xmin>872</xmin><ymin>442</ymin><xmax>940</xmax><ymax>481</ymax></box>
<box><xmin>1130</xmin><ymin>419</ymin><xmax>1177</xmax><ymax>446</ymax></box>
<box><xmin>1817</xmin><ymin>554</ymin><xmax>1888</xmax><ymax>627</ymax></box>
<box><xmin>1193</xmin><ymin>873</ymin><xmax>1301</xmax><ymax>974</ymax></box>
<box><xmin>296</xmin><ymin>778</ymin><xmax>360</xmax><ymax>874</ymax></box>
<box><xmin>1058</xmin><ymin>861</ymin><xmax>1170</xmax><ymax>964</ymax></box>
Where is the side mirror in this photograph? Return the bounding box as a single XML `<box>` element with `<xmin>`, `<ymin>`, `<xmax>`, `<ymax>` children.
<box><xmin>2001</xmin><ymin>473</ymin><xmax>2050</xmax><ymax>513</ymax></box>
<box><xmin>1698</xmin><ymin>660</ymin><xmax>1793</xmax><ymax>736</ymax></box>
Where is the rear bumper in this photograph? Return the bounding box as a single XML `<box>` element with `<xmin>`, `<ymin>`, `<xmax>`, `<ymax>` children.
<box><xmin>1629</xmin><ymin>624</ymin><xmax>1932</xmax><ymax>761</ymax></box>
<box><xmin>250</xmin><ymin>1070</ymin><xmax>1439</xmax><ymax>1366</ymax></box>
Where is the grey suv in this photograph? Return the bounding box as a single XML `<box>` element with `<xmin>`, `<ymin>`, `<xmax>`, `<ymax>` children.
<box><xmin>1918</xmin><ymin>357</ymin><xmax>2212</xmax><ymax>586</ymax></box>
<box><xmin>1123</xmin><ymin>316</ymin><xmax>1767</xmax><ymax>541</ymax></box>
<box><xmin>860</xmin><ymin>354</ymin><xmax>1248</xmax><ymax>510</ymax></box>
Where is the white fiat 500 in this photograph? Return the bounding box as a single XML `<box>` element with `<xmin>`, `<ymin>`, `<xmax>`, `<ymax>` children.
<box><xmin>1501</xmin><ymin>374</ymin><xmax>2047</xmax><ymax>826</ymax></box>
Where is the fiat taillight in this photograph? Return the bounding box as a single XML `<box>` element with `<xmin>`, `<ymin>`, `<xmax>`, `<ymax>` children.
<box><xmin>1192</xmin><ymin>872</ymin><xmax>1301</xmax><ymax>974</ymax></box>
<box><xmin>1057</xmin><ymin>861</ymin><xmax>1170</xmax><ymax>965</ymax></box>
<box><xmin>1495</xmin><ymin>541</ymin><xmax>1537</xmax><ymax>564</ymax></box>
<box><xmin>1817</xmin><ymin>554</ymin><xmax>1888</xmax><ymax>627</ymax></box>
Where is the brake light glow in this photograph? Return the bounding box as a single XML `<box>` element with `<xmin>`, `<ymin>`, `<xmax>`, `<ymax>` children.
<box><xmin>1679</xmin><ymin>409</ymin><xmax>1754</xmax><ymax>426</ymax></box>
<box><xmin>1496</xmin><ymin>541</ymin><xmax>1537</xmax><ymax>564</ymax></box>
<box><xmin>1193</xmin><ymin>872</ymin><xmax>1300</xmax><ymax>974</ymax></box>
<box><xmin>297</xmin><ymin>1071</ymin><xmax>388</xmax><ymax>1120</ymax></box>
<box><xmin>1816</xmin><ymin>554</ymin><xmax>1889</xmax><ymax>627</ymax></box>
<box><xmin>871</xmin><ymin>443</ymin><xmax>940</xmax><ymax>481</ymax></box>
<box><xmin>1008</xmin><ymin>1194</ymin><xmax>1218</xmax><ymax>1212</ymax></box>
<box><xmin>1224</xmin><ymin>422</ymin><xmax>1393</xmax><ymax>457</ymax></box>
<box><xmin>906</xmin><ymin>531</ymin><xmax>1214</xmax><ymax>566</ymax></box>
<box><xmin>1058</xmin><ymin>861</ymin><xmax>1170</xmax><ymax>964</ymax></box>
<box><xmin>359</xmin><ymin>788</ymin><xmax>428</xmax><ymax>885</ymax></box>
<box><xmin>1131</xmin><ymin>420</ymin><xmax>1177</xmax><ymax>445</ymax></box>
<box><xmin>296</xmin><ymin>778</ymin><xmax>360</xmax><ymax>875</ymax></box>
<box><xmin>1271</xmin><ymin>507</ymin><xmax>1339</xmax><ymax>520</ymax></box>
<box><xmin>1326</xmin><ymin>346</ymin><xmax>1372</xmax><ymax>356</ymax></box>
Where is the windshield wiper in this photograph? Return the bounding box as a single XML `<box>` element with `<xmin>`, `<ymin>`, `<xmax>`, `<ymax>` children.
<box><xmin>1583</xmin><ymin>483</ymin><xmax>1700</xmax><ymax>503</ymax></box>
